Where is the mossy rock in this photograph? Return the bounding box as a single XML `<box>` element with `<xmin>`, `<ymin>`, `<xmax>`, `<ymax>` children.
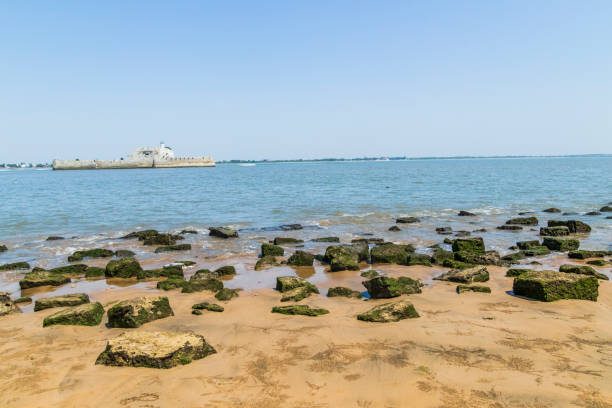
<box><xmin>0</xmin><ymin>245</ymin><xmax>8</xmax><ymax>253</ymax></box>
<box><xmin>547</xmin><ymin>220</ymin><xmax>591</xmax><ymax>234</ymax></box>
<box><xmin>215</xmin><ymin>288</ymin><xmax>240</xmax><ymax>301</ymax></box>
<box><xmin>0</xmin><ymin>292</ymin><xmax>19</xmax><ymax>316</ymax></box>
<box><xmin>114</xmin><ymin>250</ymin><xmax>136</xmax><ymax>258</ymax></box>
<box><xmin>107</xmin><ymin>296</ymin><xmax>174</xmax><ymax>328</ymax></box>
<box><xmin>13</xmin><ymin>296</ymin><xmax>32</xmax><ymax>304</ymax></box>
<box><xmin>520</xmin><ymin>246</ymin><xmax>551</xmax><ymax>257</ymax></box>
<box><xmin>388</xmin><ymin>225</ymin><xmax>401</xmax><ymax>232</ymax></box>
<box><xmin>261</xmin><ymin>243</ymin><xmax>284</xmax><ymax>257</ymax></box>
<box><xmin>138</xmin><ymin>265</ymin><xmax>184</xmax><ymax>280</ymax></box>
<box><xmin>35</xmin><ymin>293</ymin><xmax>90</xmax><ymax>311</ymax></box>
<box><xmin>85</xmin><ymin>267</ymin><xmax>105</xmax><ymax>278</ymax></box>
<box><xmin>501</xmin><ymin>252</ymin><xmax>524</xmax><ymax>263</ymax></box>
<box><xmin>542</xmin><ymin>237</ymin><xmax>580</xmax><ymax>252</ymax></box>
<box><xmin>506</xmin><ymin>268</ymin><xmax>533</xmax><ymax>277</ymax></box>
<box><xmin>435</xmin><ymin>266</ymin><xmax>489</xmax><ymax>284</ymax></box>
<box><xmin>209</xmin><ymin>227</ymin><xmax>239</xmax><ymax>239</ymax></box>
<box><xmin>214</xmin><ymin>265</ymin><xmax>236</xmax><ymax>276</ymax></box>
<box><xmin>19</xmin><ymin>270</ymin><xmax>70</xmax><ymax>289</ymax></box>
<box><xmin>352</xmin><ymin>238</ymin><xmax>384</xmax><ymax>245</ymax></box>
<box><xmin>539</xmin><ymin>226</ymin><xmax>570</xmax><ymax>236</ymax></box>
<box><xmin>513</xmin><ymin>270</ymin><xmax>599</xmax><ymax>302</ymax></box>
<box><xmin>517</xmin><ymin>240</ymin><xmax>540</xmax><ymax>250</ymax></box>
<box><xmin>396</xmin><ymin>217</ymin><xmax>419</xmax><ymax>224</ymax></box>
<box><xmin>362</xmin><ymin>276</ymin><xmax>423</xmax><ymax>298</ymax></box>
<box><xmin>192</xmin><ymin>302</ymin><xmax>224</xmax><ymax>312</ymax></box>
<box><xmin>585</xmin><ymin>211</ymin><xmax>601</xmax><ymax>216</ymax></box>
<box><xmin>184</xmin><ymin>276</ymin><xmax>223</xmax><ymax>293</ymax></box>
<box><xmin>456</xmin><ymin>285</ymin><xmax>491</xmax><ymax>294</ymax></box>
<box><xmin>68</xmin><ymin>248</ymin><xmax>114</xmax><ymax>262</ymax></box>
<box><xmin>568</xmin><ymin>250</ymin><xmax>610</xmax><ymax>259</ymax></box>
<box><xmin>311</xmin><ymin>237</ymin><xmax>340</xmax><ymax>242</ymax></box>
<box><xmin>357</xmin><ymin>300</ymin><xmax>419</xmax><ymax>322</ymax></box>
<box><xmin>406</xmin><ymin>253</ymin><xmax>433</xmax><ymax>266</ymax></box>
<box><xmin>586</xmin><ymin>259</ymin><xmax>607</xmax><ymax>267</ymax></box>
<box><xmin>442</xmin><ymin>259</ymin><xmax>474</xmax><ymax>270</ymax></box>
<box><xmin>454</xmin><ymin>250</ymin><xmax>501</xmax><ymax>266</ymax></box>
<box><xmin>121</xmin><ymin>229</ymin><xmax>159</xmax><ymax>241</ymax></box>
<box><xmin>180</xmin><ymin>229</ymin><xmax>198</xmax><ymax>234</ymax></box>
<box><xmin>287</xmin><ymin>251</ymin><xmax>315</xmax><ymax>266</ymax></box>
<box><xmin>324</xmin><ymin>245</ymin><xmax>359</xmax><ymax>271</ymax></box>
<box><xmin>154</xmin><ymin>244</ymin><xmax>191</xmax><ymax>253</ymax></box>
<box><xmin>559</xmin><ymin>264</ymin><xmax>608</xmax><ymax>280</ymax></box>
<box><xmin>105</xmin><ymin>257</ymin><xmax>143</xmax><ymax>278</ymax></box>
<box><xmin>506</xmin><ymin>217</ymin><xmax>538</xmax><ymax>226</ymax></box>
<box><xmin>192</xmin><ymin>309</ymin><xmax>203</xmax><ymax>315</ymax></box>
<box><xmin>276</xmin><ymin>276</ymin><xmax>319</xmax><ymax>293</ymax></box>
<box><xmin>0</xmin><ymin>262</ymin><xmax>30</xmax><ymax>271</ymax></box>
<box><xmin>157</xmin><ymin>278</ymin><xmax>190</xmax><ymax>291</ymax></box>
<box><xmin>543</xmin><ymin>207</ymin><xmax>561</xmax><ymax>213</ymax></box>
<box><xmin>144</xmin><ymin>233</ymin><xmax>182</xmax><ymax>246</ymax></box>
<box><xmin>281</xmin><ymin>286</ymin><xmax>317</xmax><ymax>302</ymax></box>
<box><xmin>327</xmin><ymin>287</ymin><xmax>362</xmax><ymax>299</ymax></box>
<box><xmin>431</xmin><ymin>248</ymin><xmax>454</xmax><ymax>265</ymax></box>
<box><xmin>43</xmin><ymin>302</ymin><xmax>104</xmax><ymax>327</ymax></box>
<box><xmin>255</xmin><ymin>255</ymin><xmax>279</xmax><ymax>270</ymax></box>
<box><xmin>601</xmin><ymin>205</ymin><xmax>612</xmax><ymax>212</ymax></box>
<box><xmin>95</xmin><ymin>331</ymin><xmax>216</xmax><ymax>369</ymax></box>
<box><xmin>272</xmin><ymin>305</ymin><xmax>329</xmax><ymax>316</ymax></box>
<box><xmin>497</xmin><ymin>225</ymin><xmax>523</xmax><ymax>231</ymax></box>
<box><xmin>370</xmin><ymin>243</ymin><xmax>412</xmax><ymax>265</ymax></box>
<box><xmin>49</xmin><ymin>264</ymin><xmax>89</xmax><ymax>276</ymax></box>
<box><xmin>273</xmin><ymin>237</ymin><xmax>303</xmax><ymax>245</ymax></box>
<box><xmin>451</xmin><ymin>238</ymin><xmax>485</xmax><ymax>254</ymax></box>
<box><xmin>350</xmin><ymin>242</ymin><xmax>371</xmax><ymax>262</ymax></box>
<box><xmin>360</xmin><ymin>270</ymin><xmax>380</xmax><ymax>279</ymax></box>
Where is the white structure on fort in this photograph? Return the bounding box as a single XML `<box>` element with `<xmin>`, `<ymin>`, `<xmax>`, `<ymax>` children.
<box><xmin>53</xmin><ymin>143</ymin><xmax>215</xmax><ymax>170</ymax></box>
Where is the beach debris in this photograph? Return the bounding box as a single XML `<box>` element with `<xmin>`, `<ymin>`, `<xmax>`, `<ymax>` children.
<box><xmin>107</xmin><ymin>296</ymin><xmax>174</xmax><ymax>328</ymax></box>
<box><xmin>363</xmin><ymin>276</ymin><xmax>423</xmax><ymax>298</ymax></box>
<box><xmin>34</xmin><ymin>293</ymin><xmax>90</xmax><ymax>311</ymax></box>
<box><xmin>512</xmin><ymin>270</ymin><xmax>599</xmax><ymax>302</ymax></box>
<box><xmin>43</xmin><ymin>302</ymin><xmax>104</xmax><ymax>327</ymax></box>
<box><xmin>357</xmin><ymin>300</ymin><xmax>419</xmax><ymax>322</ymax></box>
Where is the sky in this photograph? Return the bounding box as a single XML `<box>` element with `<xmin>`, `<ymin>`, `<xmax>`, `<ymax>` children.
<box><xmin>1</xmin><ymin>1</ymin><xmax>611</xmax><ymax>163</ymax></box>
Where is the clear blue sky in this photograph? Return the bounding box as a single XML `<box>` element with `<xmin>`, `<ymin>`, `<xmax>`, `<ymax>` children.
<box><xmin>1</xmin><ymin>1</ymin><xmax>611</xmax><ymax>162</ymax></box>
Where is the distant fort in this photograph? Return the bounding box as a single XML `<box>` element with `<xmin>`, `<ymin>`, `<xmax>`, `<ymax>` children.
<box><xmin>52</xmin><ymin>143</ymin><xmax>215</xmax><ymax>170</ymax></box>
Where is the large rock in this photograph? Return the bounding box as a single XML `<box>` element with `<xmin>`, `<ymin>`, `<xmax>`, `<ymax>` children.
<box><xmin>261</xmin><ymin>243</ymin><xmax>284</xmax><ymax>257</ymax></box>
<box><xmin>434</xmin><ymin>266</ymin><xmax>489</xmax><ymax>283</ymax></box>
<box><xmin>215</xmin><ymin>288</ymin><xmax>240</xmax><ymax>301</ymax></box>
<box><xmin>143</xmin><ymin>233</ymin><xmax>183</xmax><ymax>246</ymax></box>
<box><xmin>19</xmin><ymin>270</ymin><xmax>70</xmax><ymax>289</ymax></box>
<box><xmin>0</xmin><ymin>262</ymin><xmax>30</xmax><ymax>271</ymax></box>
<box><xmin>370</xmin><ymin>243</ymin><xmax>413</xmax><ymax>264</ymax></box>
<box><xmin>568</xmin><ymin>250</ymin><xmax>610</xmax><ymax>259</ymax></box>
<box><xmin>273</xmin><ymin>237</ymin><xmax>303</xmax><ymax>245</ymax></box>
<box><xmin>516</xmin><ymin>240</ymin><xmax>540</xmax><ymax>250</ymax></box>
<box><xmin>458</xmin><ymin>210</ymin><xmax>476</xmax><ymax>216</ymax></box>
<box><xmin>105</xmin><ymin>258</ymin><xmax>143</xmax><ymax>278</ymax></box>
<box><xmin>327</xmin><ymin>287</ymin><xmax>362</xmax><ymax>299</ymax></box>
<box><xmin>34</xmin><ymin>293</ymin><xmax>90</xmax><ymax>311</ymax></box>
<box><xmin>184</xmin><ymin>275</ymin><xmax>223</xmax><ymax>293</ymax></box>
<box><xmin>505</xmin><ymin>217</ymin><xmax>538</xmax><ymax>226</ymax></box>
<box><xmin>271</xmin><ymin>305</ymin><xmax>329</xmax><ymax>316</ymax></box>
<box><xmin>601</xmin><ymin>205</ymin><xmax>612</xmax><ymax>212</ymax></box>
<box><xmin>559</xmin><ymin>264</ymin><xmax>608</xmax><ymax>280</ymax></box>
<box><xmin>0</xmin><ymin>245</ymin><xmax>7</xmax><ymax>253</ymax></box>
<box><xmin>547</xmin><ymin>220</ymin><xmax>591</xmax><ymax>234</ymax></box>
<box><xmin>451</xmin><ymin>238</ymin><xmax>485</xmax><ymax>254</ymax></box>
<box><xmin>513</xmin><ymin>270</ymin><xmax>599</xmax><ymax>302</ymax></box>
<box><xmin>209</xmin><ymin>227</ymin><xmax>238</xmax><ymax>239</ymax></box>
<box><xmin>43</xmin><ymin>302</ymin><xmax>104</xmax><ymax>327</ymax></box>
<box><xmin>396</xmin><ymin>216</ymin><xmax>419</xmax><ymax>224</ymax></box>
<box><xmin>0</xmin><ymin>292</ymin><xmax>20</xmax><ymax>316</ymax></box>
<box><xmin>431</xmin><ymin>247</ymin><xmax>454</xmax><ymax>265</ymax></box>
<box><xmin>276</xmin><ymin>276</ymin><xmax>319</xmax><ymax>294</ymax></box>
<box><xmin>96</xmin><ymin>331</ymin><xmax>216</xmax><ymax>368</ymax></box>
<box><xmin>520</xmin><ymin>246</ymin><xmax>550</xmax><ymax>257</ymax></box>
<box><xmin>543</xmin><ymin>207</ymin><xmax>562</xmax><ymax>213</ymax></box>
<box><xmin>287</xmin><ymin>251</ymin><xmax>315</xmax><ymax>266</ymax></box>
<box><xmin>453</xmin><ymin>250</ymin><xmax>501</xmax><ymax>266</ymax></box>
<box><xmin>542</xmin><ymin>237</ymin><xmax>580</xmax><ymax>251</ymax></box>
<box><xmin>68</xmin><ymin>248</ymin><xmax>114</xmax><ymax>262</ymax></box>
<box><xmin>540</xmin><ymin>226</ymin><xmax>570</xmax><ymax>236</ymax></box>
<box><xmin>362</xmin><ymin>276</ymin><xmax>423</xmax><ymax>298</ymax></box>
<box><xmin>107</xmin><ymin>296</ymin><xmax>174</xmax><ymax>328</ymax></box>
<box><xmin>357</xmin><ymin>300</ymin><xmax>419</xmax><ymax>322</ymax></box>
<box><xmin>157</xmin><ymin>278</ymin><xmax>190</xmax><ymax>291</ymax></box>
<box><xmin>324</xmin><ymin>246</ymin><xmax>360</xmax><ymax>271</ymax></box>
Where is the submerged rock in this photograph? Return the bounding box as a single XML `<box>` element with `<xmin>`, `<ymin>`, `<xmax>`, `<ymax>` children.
<box><xmin>512</xmin><ymin>270</ymin><xmax>599</xmax><ymax>302</ymax></box>
<box><xmin>324</xmin><ymin>245</ymin><xmax>360</xmax><ymax>271</ymax></box>
<box><xmin>456</xmin><ymin>285</ymin><xmax>491</xmax><ymax>294</ymax></box>
<box><xmin>34</xmin><ymin>293</ymin><xmax>90</xmax><ymax>311</ymax></box>
<box><xmin>434</xmin><ymin>266</ymin><xmax>489</xmax><ymax>283</ymax></box>
<box><xmin>506</xmin><ymin>217</ymin><xmax>538</xmax><ymax>226</ymax></box>
<box><xmin>540</xmin><ymin>226</ymin><xmax>570</xmax><ymax>236</ymax></box>
<box><xmin>107</xmin><ymin>296</ymin><xmax>174</xmax><ymax>328</ymax></box>
<box><xmin>357</xmin><ymin>300</ymin><xmax>419</xmax><ymax>322</ymax></box>
<box><xmin>362</xmin><ymin>276</ymin><xmax>422</xmax><ymax>298</ymax></box>
<box><xmin>436</xmin><ymin>227</ymin><xmax>452</xmax><ymax>234</ymax></box>
<box><xmin>96</xmin><ymin>331</ymin><xmax>217</xmax><ymax>369</ymax></box>
<box><xmin>105</xmin><ymin>257</ymin><xmax>143</xmax><ymax>278</ymax></box>
<box><xmin>255</xmin><ymin>255</ymin><xmax>279</xmax><ymax>270</ymax></box>
<box><xmin>396</xmin><ymin>216</ymin><xmax>419</xmax><ymax>224</ymax></box>
<box><xmin>0</xmin><ymin>262</ymin><xmax>30</xmax><ymax>271</ymax></box>
<box><xmin>154</xmin><ymin>244</ymin><xmax>191</xmax><ymax>253</ymax></box>
<box><xmin>192</xmin><ymin>302</ymin><xmax>224</xmax><ymax>312</ymax></box>
<box><xmin>46</xmin><ymin>236</ymin><xmax>65</xmax><ymax>241</ymax></box>
<box><xmin>19</xmin><ymin>270</ymin><xmax>70</xmax><ymax>289</ymax></box>
<box><xmin>261</xmin><ymin>243</ymin><xmax>284</xmax><ymax>257</ymax></box>
<box><xmin>559</xmin><ymin>264</ymin><xmax>608</xmax><ymax>280</ymax></box>
<box><xmin>273</xmin><ymin>237</ymin><xmax>303</xmax><ymax>245</ymax></box>
<box><xmin>209</xmin><ymin>227</ymin><xmax>238</xmax><ymax>239</ymax></box>
<box><xmin>585</xmin><ymin>211</ymin><xmax>601</xmax><ymax>216</ymax></box>
<box><xmin>388</xmin><ymin>226</ymin><xmax>401</xmax><ymax>232</ymax></box>
<box><xmin>327</xmin><ymin>287</ymin><xmax>363</xmax><ymax>299</ymax></box>
<box><xmin>280</xmin><ymin>224</ymin><xmax>303</xmax><ymax>231</ymax></box>
<box><xmin>542</xmin><ymin>207</ymin><xmax>562</xmax><ymax>213</ymax></box>
<box><xmin>287</xmin><ymin>251</ymin><xmax>315</xmax><ymax>266</ymax></box>
<box><xmin>547</xmin><ymin>220</ymin><xmax>591</xmax><ymax>234</ymax></box>
<box><xmin>458</xmin><ymin>210</ymin><xmax>476</xmax><ymax>216</ymax></box>
<box><xmin>272</xmin><ymin>305</ymin><xmax>329</xmax><ymax>316</ymax></box>
<box><xmin>43</xmin><ymin>302</ymin><xmax>104</xmax><ymax>327</ymax></box>
<box><xmin>68</xmin><ymin>248</ymin><xmax>114</xmax><ymax>262</ymax></box>
<box><xmin>542</xmin><ymin>237</ymin><xmax>580</xmax><ymax>252</ymax></box>
<box><xmin>0</xmin><ymin>292</ymin><xmax>20</xmax><ymax>316</ymax></box>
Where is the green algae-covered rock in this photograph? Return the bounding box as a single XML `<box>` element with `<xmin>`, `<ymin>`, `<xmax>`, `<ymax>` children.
<box><xmin>214</xmin><ymin>265</ymin><xmax>236</xmax><ymax>276</ymax></box>
<box><xmin>540</xmin><ymin>226</ymin><xmax>570</xmax><ymax>236</ymax></box>
<box><xmin>497</xmin><ymin>225</ymin><xmax>523</xmax><ymax>231</ymax></box>
<box><xmin>442</xmin><ymin>259</ymin><xmax>475</xmax><ymax>270</ymax></box>
<box><xmin>276</xmin><ymin>276</ymin><xmax>319</xmax><ymax>294</ymax></box>
<box><xmin>587</xmin><ymin>259</ymin><xmax>607</xmax><ymax>266</ymax></box>
<box><xmin>501</xmin><ymin>252</ymin><xmax>524</xmax><ymax>263</ymax></box>
<box><xmin>568</xmin><ymin>250</ymin><xmax>610</xmax><ymax>259</ymax></box>
<box><xmin>192</xmin><ymin>302</ymin><xmax>224</xmax><ymax>312</ymax></box>
<box><xmin>543</xmin><ymin>207</ymin><xmax>562</xmax><ymax>213</ymax></box>
<box><xmin>406</xmin><ymin>253</ymin><xmax>433</xmax><ymax>266</ymax></box>
<box><xmin>396</xmin><ymin>216</ymin><xmax>419</xmax><ymax>224</ymax></box>
<box><xmin>435</xmin><ymin>266</ymin><xmax>489</xmax><ymax>284</ymax></box>
<box><xmin>19</xmin><ymin>270</ymin><xmax>70</xmax><ymax>289</ymax></box>
<box><xmin>143</xmin><ymin>233</ymin><xmax>182</xmax><ymax>246</ymax></box>
<box><xmin>520</xmin><ymin>246</ymin><xmax>551</xmax><ymax>257</ymax></box>
<box><xmin>121</xmin><ymin>229</ymin><xmax>159</xmax><ymax>241</ymax></box>
<box><xmin>513</xmin><ymin>270</ymin><xmax>599</xmax><ymax>302</ymax></box>
<box><xmin>456</xmin><ymin>285</ymin><xmax>491</xmax><ymax>294</ymax></box>
<box><xmin>312</xmin><ymin>236</ymin><xmax>340</xmax><ymax>242</ymax></box>
<box><xmin>324</xmin><ymin>245</ymin><xmax>360</xmax><ymax>271</ymax></box>
<box><xmin>327</xmin><ymin>287</ymin><xmax>362</xmax><ymax>299</ymax></box>
<box><xmin>506</xmin><ymin>217</ymin><xmax>538</xmax><ymax>226</ymax></box>
<box><xmin>184</xmin><ymin>276</ymin><xmax>223</xmax><ymax>293</ymax></box>
<box><xmin>157</xmin><ymin>278</ymin><xmax>190</xmax><ymax>291</ymax></box>
<box><xmin>559</xmin><ymin>264</ymin><xmax>608</xmax><ymax>280</ymax></box>
<box><xmin>209</xmin><ymin>227</ymin><xmax>238</xmax><ymax>239</ymax></box>
<box><xmin>0</xmin><ymin>262</ymin><xmax>30</xmax><ymax>271</ymax></box>
<box><xmin>453</xmin><ymin>250</ymin><xmax>501</xmax><ymax>266</ymax></box>
<box><xmin>542</xmin><ymin>237</ymin><xmax>580</xmax><ymax>252</ymax></box>
<box><xmin>370</xmin><ymin>243</ymin><xmax>412</xmax><ymax>264</ymax></box>
<box><xmin>287</xmin><ymin>250</ymin><xmax>315</xmax><ymax>266</ymax></box>
<box><xmin>350</xmin><ymin>241</ymin><xmax>371</xmax><ymax>262</ymax></box>
<box><xmin>107</xmin><ymin>296</ymin><xmax>174</xmax><ymax>328</ymax></box>
<box><xmin>255</xmin><ymin>255</ymin><xmax>279</xmax><ymax>270</ymax></box>
<box><xmin>517</xmin><ymin>240</ymin><xmax>540</xmax><ymax>250</ymax></box>
<box><xmin>360</xmin><ymin>270</ymin><xmax>380</xmax><ymax>279</ymax></box>
<box><xmin>95</xmin><ymin>331</ymin><xmax>216</xmax><ymax>369</ymax></box>
<box><xmin>43</xmin><ymin>302</ymin><xmax>104</xmax><ymax>327</ymax></box>
<box><xmin>154</xmin><ymin>244</ymin><xmax>191</xmax><ymax>253</ymax></box>
<box><xmin>48</xmin><ymin>264</ymin><xmax>89</xmax><ymax>276</ymax></box>
<box><xmin>273</xmin><ymin>237</ymin><xmax>303</xmax><ymax>245</ymax></box>
<box><xmin>601</xmin><ymin>205</ymin><xmax>612</xmax><ymax>212</ymax></box>
<box><xmin>114</xmin><ymin>250</ymin><xmax>136</xmax><ymax>258</ymax></box>
<box><xmin>506</xmin><ymin>268</ymin><xmax>533</xmax><ymax>277</ymax></box>
<box><xmin>105</xmin><ymin>257</ymin><xmax>143</xmax><ymax>278</ymax></box>
<box><xmin>388</xmin><ymin>225</ymin><xmax>401</xmax><ymax>232</ymax></box>
<box><xmin>281</xmin><ymin>286</ymin><xmax>317</xmax><ymax>302</ymax></box>
<box><xmin>261</xmin><ymin>243</ymin><xmax>284</xmax><ymax>257</ymax></box>
<box><xmin>272</xmin><ymin>305</ymin><xmax>329</xmax><ymax>316</ymax></box>
<box><xmin>357</xmin><ymin>300</ymin><xmax>419</xmax><ymax>322</ymax></box>
<box><xmin>68</xmin><ymin>248</ymin><xmax>114</xmax><ymax>262</ymax></box>
<box><xmin>192</xmin><ymin>309</ymin><xmax>203</xmax><ymax>315</ymax></box>
<box><xmin>362</xmin><ymin>276</ymin><xmax>423</xmax><ymax>298</ymax></box>
<box><xmin>451</xmin><ymin>237</ymin><xmax>485</xmax><ymax>254</ymax></box>
<box><xmin>138</xmin><ymin>265</ymin><xmax>184</xmax><ymax>280</ymax></box>
<box><xmin>431</xmin><ymin>247</ymin><xmax>454</xmax><ymax>265</ymax></box>
<box><xmin>0</xmin><ymin>292</ymin><xmax>20</xmax><ymax>316</ymax></box>
<box><xmin>215</xmin><ymin>288</ymin><xmax>240</xmax><ymax>301</ymax></box>
<box><xmin>13</xmin><ymin>296</ymin><xmax>32</xmax><ymax>304</ymax></box>
<box><xmin>34</xmin><ymin>293</ymin><xmax>90</xmax><ymax>311</ymax></box>
<box><xmin>547</xmin><ymin>220</ymin><xmax>591</xmax><ymax>234</ymax></box>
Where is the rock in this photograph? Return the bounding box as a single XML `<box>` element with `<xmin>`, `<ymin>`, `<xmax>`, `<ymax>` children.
<box><xmin>279</xmin><ymin>223</ymin><xmax>303</xmax><ymax>231</ymax></box>
<box><xmin>454</xmin><ymin>231</ymin><xmax>471</xmax><ymax>237</ymax></box>
<box><xmin>192</xmin><ymin>302</ymin><xmax>224</xmax><ymax>312</ymax></box>
<box><xmin>585</xmin><ymin>211</ymin><xmax>601</xmax><ymax>216</ymax></box>
<box><xmin>406</xmin><ymin>253</ymin><xmax>433</xmax><ymax>266</ymax></box>
<box><xmin>271</xmin><ymin>305</ymin><xmax>329</xmax><ymax>316</ymax></box>
<box><xmin>357</xmin><ymin>300</ymin><xmax>419</xmax><ymax>322</ymax></box>
<box><xmin>155</xmin><ymin>244</ymin><xmax>191</xmax><ymax>253</ymax></box>
<box><xmin>587</xmin><ymin>259</ymin><xmax>607</xmax><ymax>266</ymax></box>
<box><xmin>143</xmin><ymin>233</ymin><xmax>182</xmax><ymax>246</ymax></box>
<box><xmin>501</xmin><ymin>252</ymin><xmax>524</xmax><ymax>263</ymax></box>
<box><xmin>601</xmin><ymin>205</ymin><xmax>612</xmax><ymax>212</ymax></box>
<box><xmin>68</xmin><ymin>248</ymin><xmax>114</xmax><ymax>262</ymax></box>
<box><xmin>388</xmin><ymin>226</ymin><xmax>401</xmax><ymax>232</ymax></box>
<box><xmin>105</xmin><ymin>257</ymin><xmax>143</xmax><ymax>278</ymax></box>
<box><xmin>281</xmin><ymin>286</ymin><xmax>317</xmax><ymax>302</ymax></box>
<box><xmin>458</xmin><ymin>211</ymin><xmax>476</xmax><ymax>216</ymax></box>
<box><xmin>436</xmin><ymin>227</ymin><xmax>452</xmax><ymax>234</ymax></box>
<box><xmin>255</xmin><ymin>255</ymin><xmax>279</xmax><ymax>270</ymax></box>
<box><xmin>517</xmin><ymin>240</ymin><xmax>540</xmax><ymax>250</ymax></box>
<box><xmin>0</xmin><ymin>245</ymin><xmax>7</xmax><ymax>253</ymax></box>
<box><xmin>473</xmin><ymin>228</ymin><xmax>487</xmax><ymax>233</ymax></box>
<box><xmin>352</xmin><ymin>237</ymin><xmax>384</xmax><ymax>245</ymax></box>
<box><xmin>497</xmin><ymin>225</ymin><xmax>523</xmax><ymax>231</ymax></box>
<box><xmin>512</xmin><ymin>270</ymin><xmax>599</xmax><ymax>302</ymax></box>
<box><xmin>456</xmin><ymin>285</ymin><xmax>491</xmax><ymax>294</ymax></box>
<box><xmin>215</xmin><ymin>288</ymin><xmax>240</xmax><ymax>301</ymax></box>
<box><xmin>121</xmin><ymin>229</ymin><xmax>159</xmax><ymax>241</ymax></box>
<box><xmin>311</xmin><ymin>237</ymin><xmax>340</xmax><ymax>242</ymax></box>
<box><xmin>192</xmin><ymin>309</ymin><xmax>203</xmax><ymax>315</ymax></box>
<box><xmin>542</xmin><ymin>237</ymin><xmax>580</xmax><ymax>252</ymax></box>
<box><xmin>46</xmin><ymin>236</ymin><xmax>65</xmax><ymax>241</ymax></box>
<box><xmin>540</xmin><ymin>226</ymin><xmax>570</xmax><ymax>236</ymax></box>
<box><xmin>261</xmin><ymin>243</ymin><xmax>284</xmax><ymax>257</ymax></box>
<box><xmin>214</xmin><ymin>265</ymin><xmax>236</xmax><ymax>276</ymax></box>
<box><xmin>442</xmin><ymin>259</ymin><xmax>475</xmax><ymax>269</ymax></box>
<box><xmin>543</xmin><ymin>207</ymin><xmax>562</xmax><ymax>213</ymax></box>
<box><xmin>559</xmin><ymin>264</ymin><xmax>608</xmax><ymax>280</ymax></box>
<box><xmin>179</xmin><ymin>230</ymin><xmax>197</xmax><ymax>235</ymax></box>
<box><xmin>273</xmin><ymin>237</ymin><xmax>303</xmax><ymax>245</ymax></box>
<box><xmin>157</xmin><ymin>278</ymin><xmax>190</xmax><ymax>291</ymax></box>
<box><xmin>370</xmin><ymin>243</ymin><xmax>414</xmax><ymax>264</ymax></box>
<box><xmin>396</xmin><ymin>217</ymin><xmax>419</xmax><ymax>224</ymax></box>
<box><xmin>276</xmin><ymin>276</ymin><xmax>319</xmax><ymax>294</ymax></box>
<box><xmin>0</xmin><ymin>262</ymin><xmax>30</xmax><ymax>271</ymax></box>
<box><xmin>324</xmin><ymin>246</ymin><xmax>360</xmax><ymax>271</ymax></box>
<box><xmin>506</xmin><ymin>268</ymin><xmax>533</xmax><ymax>277</ymax></box>
<box><xmin>13</xmin><ymin>296</ymin><xmax>32</xmax><ymax>304</ymax></box>
<box><xmin>362</xmin><ymin>276</ymin><xmax>422</xmax><ymax>298</ymax></box>
<box><xmin>177</xmin><ymin>260</ymin><xmax>196</xmax><ymax>266</ymax></box>
<box><xmin>0</xmin><ymin>292</ymin><xmax>20</xmax><ymax>316</ymax></box>
<box><xmin>34</xmin><ymin>293</ymin><xmax>90</xmax><ymax>311</ymax></box>
<box><xmin>114</xmin><ymin>250</ymin><xmax>136</xmax><ymax>258</ymax></box>
<box><xmin>360</xmin><ymin>270</ymin><xmax>380</xmax><ymax>279</ymax></box>
<box><xmin>431</xmin><ymin>247</ymin><xmax>454</xmax><ymax>265</ymax></box>
<box><xmin>43</xmin><ymin>302</ymin><xmax>104</xmax><ymax>327</ymax></box>
<box><xmin>327</xmin><ymin>287</ymin><xmax>362</xmax><ymax>299</ymax></box>
<box><xmin>287</xmin><ymin>251</ymin><xmax>315</xmax><ymax>266</ymax></box>
<box><xmin>435</xmin><ymin>266</ymin><xmax>489</xmax><ymax>283</ymax></box>
<box><xmin>568</xmin><ymin>250</ymin><xmax>610</xmax><ymax>259</ymax></box>
<box><xmin>454</xmin><ymin>250</ymin><xmax>501</xmax><ymax>266</ymax></box>
<box><xmin>95</xmin><ymin>331</ymin><xmax>216</xmax><ymax>368</ymax></box>
<box><xmin>19</xmin><ymin>270</ymin><xmax>70</xmax><ymax>289</ymax></box>
<box><xmin>107</xmin><ymin>296</ymin><xmax>174</xmax><ymax>328</ymax></box>
<box><xmin>520</xmin><ymin>246</ymin><xmax>551</xmax><ymax>257</ymax></box>
<box><xmin>350</xmin><ymin>242</ymin><xmax>371</xmax><ymax>262</ymax></box>
<box><xmin>547</xmin><ymin>220</ymin><xmax>591</xmax><ymax>234</ymax></box>
<box><xmin>49</xmin><ymin>264</ymin><xmax>89</xmax><ymax>275</ymax></box>
<box><xmin>451</xmin><ymin>237</ymin><xmax>485</xmax><ymax>254</ymax></box>
<box><xmin>506</xmin><ymin>217</ymin><xmax>538</xmax><ymax>226</ymax></box>
<box><xmin>138</xmin><ymin>265</ymin><xmax>184</xmax><ymax>280</ymax></box>
<box><xmin>209</xmin><ymin>227</ymin><xmax>238</xmax><ymax>239</ymax></box>
<box><xmin>184</xmin><ymin>275</ymin><xmax>223</xmax><ymax>293</ymax></box>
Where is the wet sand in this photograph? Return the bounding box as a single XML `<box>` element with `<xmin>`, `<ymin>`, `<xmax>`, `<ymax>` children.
<box><xmin>1</xmin><ymin>262</ymin><xmax>611</xmax><ymax>407</ymax></box>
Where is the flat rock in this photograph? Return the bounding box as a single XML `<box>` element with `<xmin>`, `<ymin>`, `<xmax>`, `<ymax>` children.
<box><xmin>434</xmin><ymin>266</ymin><xmax>489</xmax><ymax>284</ymax></box>
<box><xmin>327</xmin><ymin>287</ymin><xmax>362</xmax><ymax>299</ymax></box>
<box><xmin>107</xmin><ymin>296</ymin><xmax>174</xmax><ymax>328</ymax></box>
<box><xmin>362</xmin><ymin>276</ymin><xmax>423</xmax><ymax>298</ymax></box>
<box><xmin>357</xmin><ymin>300</ymin><xmax>419</xmax><ymax>322</ymax></box>
<box><xmin>396</xmin><ymin>216</ymin><xmax>419</xmax><ymax>224</ymax></box>
<box><xmin>34</xmin><ymin>293</ymin><xmax>90</xmax><ymax>311</ymax></box>
<box><xmin>271</xmin><ymin>305</ymin><xmax>329</xmax><ymax>316</ymax></box>
<box><xmin>19</xmin><ymin>270</ymin><xmax>70</xmax><ymax>289</ymax></box>
<box><xmin>43</xmin><ymin>302</ymin><xmax>104</xmax><ymax>327</ymax></box>
<box><xmin>513</xmin><ymin>270</ymin><xmax>598</xmax><ymax>302</ymax></box>
<box><xmin>209</xmin><ymin>227</ymin><xmax>238</xmax><ymax>239</ymax></box>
